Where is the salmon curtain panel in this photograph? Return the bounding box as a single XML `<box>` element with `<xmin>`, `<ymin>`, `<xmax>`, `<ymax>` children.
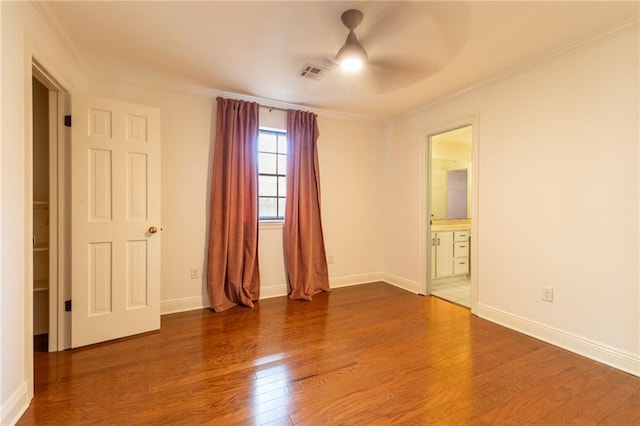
<box><xmin>284</xmin><ymin>109</ymin><xmax>331</xmax><ymax>300</ymax></box>
<box><xmin>207</xmin><ymin>97</ymin><xmax>260</xmax><ymax>312</ymax></box>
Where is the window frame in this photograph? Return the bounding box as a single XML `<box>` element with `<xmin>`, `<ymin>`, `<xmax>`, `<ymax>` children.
<box><xmin>257</xmin><ymin>128</ymin><xmax>287</xmax><ymax>222</ymax></box>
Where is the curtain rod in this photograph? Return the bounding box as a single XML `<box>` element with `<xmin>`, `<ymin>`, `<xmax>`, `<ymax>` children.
<box><xmin>218</xmin><ymin>97</ymin><xmax>315</xmax><ymax>116</ymax></box>
<box><xmin>260</xmin><ymin>104</ymin><xmax>316</xmax><ymax>117</ymax></box>
<box><xmin>259</xmin><ymin>105</ymin><xmax>288</xmax><ymax>113</ymax></box>
<box><xmin>217</xmin><ymin>96</ymin><xmax>288</xmax><ymax>112</ymax></box>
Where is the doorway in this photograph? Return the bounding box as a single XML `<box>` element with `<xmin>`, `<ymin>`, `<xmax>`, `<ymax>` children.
<box><xmin>32</xmin><ymin>76</ymin><xmax>52</xmax><ymax>351</ymax></box>
<box><xmin>28</xmin><ymin>72</ymin><xmax>162</xmax><ymax>365</ymax></box>
<box><xmin>424</xmin><ymin>124</ymin><xmax>477</xmax><ymax>309</ymax></box>
<box><xmin>30</xmin><ymin>60</ymin><xmax>67</xmax><ymax>358</ymax></box>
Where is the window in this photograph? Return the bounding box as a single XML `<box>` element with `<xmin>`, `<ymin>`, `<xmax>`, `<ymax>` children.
<box><xmin>258</xmin><ymin>129</ymin><xmax>286</xmax><ymax>220</ymax></box>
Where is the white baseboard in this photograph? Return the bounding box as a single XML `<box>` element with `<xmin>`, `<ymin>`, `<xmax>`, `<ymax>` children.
<box><xmin>161</xmin><ymin>273</ymin><xmax>388</xmax><ymax>314</ymax></box>
<box><xmin>1</xmin><ymin>382</ymin><xmax>29</xmax><ymax>426</ymax></box>
<box><xmin>160</xmin><ymin>295</ymin><xmax>209</xmax><ymax>315</ymax></box>
<box><xmin>380</xmin><ymin>273</ymin><xmax>420</xmax><ymax>294</ymax></box>
<box><xmin>477</xmin><ymin>303</ymin><xmax>640</xmax><ymax>377</ymax></box>
<box><xmin>330</xmin><ymin>272</ymin><xmax>383</xmax><ymax>288</ymax></box>
<box><xmin>262</xmin><ymin>272</ymin><xmax>386</xmax><ymax>298</ymax></box>
<box><xmin>251</xmin><ymin>273</ymin><xmax>387</xmax><ymax>300</ymax></box>
<box><xmin>260</xmin><ymin>284</ymin><xmax>287</xmax><ymax>299</ymax></box>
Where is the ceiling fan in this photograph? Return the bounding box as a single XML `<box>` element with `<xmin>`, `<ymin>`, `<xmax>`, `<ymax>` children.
<box><xmin>335</xmin><ymin>9</ymin><xmax>368</xmax><ymax>72</ymax></box>
<box><xmin>326</xmin><ymin>7</ymin><xmax>435</xmax><ymax>93</ymax></box>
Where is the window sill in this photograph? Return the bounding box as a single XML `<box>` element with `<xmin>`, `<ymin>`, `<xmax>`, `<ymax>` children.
<box><xmin>259</xmin><ymin>220</ymin><xmax>284</xmax><ymax>230</ymax></box>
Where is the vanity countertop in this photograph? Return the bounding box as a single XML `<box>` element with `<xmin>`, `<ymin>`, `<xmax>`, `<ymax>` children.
<box><xmin>431</xmin><ymin>219</ymin><xmax>471</xmax><ymax>232</ymax></box>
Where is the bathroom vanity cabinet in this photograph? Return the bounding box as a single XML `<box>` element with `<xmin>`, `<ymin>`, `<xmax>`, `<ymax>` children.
<box><xmin>431</xmin><ymin>230</ymin><xmax>469</xmax><ymax>279</ymax></box>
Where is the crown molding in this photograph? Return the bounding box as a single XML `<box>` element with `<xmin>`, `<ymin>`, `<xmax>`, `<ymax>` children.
<box><xmin>82</xmin><ymin>71</ymin><xmax>384</xmax><ymax>126</ymax></box>
<box><xmin>30</xmin><ymin>0</ymin><xmax>636</xmax><ymax>127</ymax></box>
<box><xmin>30</xmin><ymin>0</ymin><xmax>93</xmax><ymax>78</ymax></box>
<box><xmin>393</xmin><ymin>16</ymin><xmax>640</xmax><ymax>123</ymax></box>
<box><xmin>218</xmin><ymin>91</ymin><xmax>385</xmax><ymax>126</ymax></box>
<box><xmin>29</xmin><ymin>0</ymin><xmax>384</xmax><ymax>126</ymax></box>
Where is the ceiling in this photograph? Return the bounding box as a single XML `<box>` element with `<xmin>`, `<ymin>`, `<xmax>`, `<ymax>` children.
<box><xmin>45</xmin><ymin>1</ymin><xmax>638</xmax><ymax>120</ymax></box>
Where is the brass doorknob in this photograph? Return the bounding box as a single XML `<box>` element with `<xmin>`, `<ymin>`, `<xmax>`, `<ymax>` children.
<box><xmin>148</xmin><ymin>226</ymin><xmax>159</xmax><ymax>234</ymax></box>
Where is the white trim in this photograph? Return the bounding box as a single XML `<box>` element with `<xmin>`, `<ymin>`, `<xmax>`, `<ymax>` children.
<box><xmin>160</xmin><ymin>295</ymin><xmax>209</xmax><ymax>315</ymax></box>
<box><xmin>258</xmin><ymin>273</ymin><xmax>387</xmax><ymax>300</ymax></box>
<box><xmin>221</xmin><ymin>91</ymin><xmax>384</xmax><ymax>126</ymax></box>
<box><xmin>0</xmin><ymin>382</ymin><xmax>29</xmax><ymax>426</ymax></box>
<box><xmin>47</xmin><ymin>89</ymin><xmax>59</xmax><ymax>352</ymax></box>
<box><xmin>0</xmin><ymin>5</ymin><xmax>3</xmax><ymax>420</ymax></box>
<box><xmin>330</xmin><ymin>272</ymin><xmax>383</xmax><ymax>289</ymax></box>
<box><xmin>381</xmin><ymin>273</ymin><xmax>420</xmax><ymax>294</ymax></box>
<box><xmin>33</xmin><ymin>60</ymin><xmax>65</xmax><ymax>93</ymax></box>
<box><xmin>254</xmin><ymin>274</ymin><xmax>390</xmax><ymax>300</ymax></box>
<box><xmin>57</xmin><ymin>93</ymin><xmax>71</xmax><ymax>351</ymax></box>
<box><xmin>160</xmin><ymin>273</ymin><xmax>389</xmax><ymax>314</ymax></box>
<box><xmin>30</xmin><ymin>1</ymin><xmax>91</xmax><ymax>82</ymax></box>
<box><xmin>31</xmin><ymin>0</ymin><xmax>638</xmax><ymax>125</ymax></box>
<box><xmin>417</xmin><ymin>116</ymin><xmax>480</xmax><ymax>314</ymax></box>
<box><xmin>24</xmin><ymin>34</ymin><xmax>35</xmax><ymax>403</ymax></box>
<box><xmin>393</xmin><ymin>18</ymin><xmax>640</xmax><ymax>122</ymax></box>
<box><xmin>29</xmin><ymin>0</ymin><xmax>383</xmax><ymax>126</ymax></box>
<box><xmin>469</xmin><ymin>121</ymin><xmax>480</xmax><ymax>313</ymax></box>
<box><xmin>260</xmin><ymin>284</ymin><xmax>287</xmax><ymax>299</ymax></box>
<box><xmin>477</xmin><ymin>303</ymin><xmax>640</xmax><ymax>377</ymax></box>
<box><xmin>29</xmin><ymin>54</ymin><xmax>71</xmax><ymax>357</ymax></box>
<box><xmin>259</xmin><ymin>220</ymin><xmax>284</xmax><ymax>231</ymax></box>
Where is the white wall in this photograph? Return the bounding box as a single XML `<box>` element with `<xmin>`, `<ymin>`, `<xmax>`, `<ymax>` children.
<box><xmin>87</xmin><ymin>81</ymin><xmax>216</xmax><ymax>311</ymax></box>
<box><xmin>3</xmin><ymin>3</ymin><xmax>637</xmax><ymax>424</ymax></box>
<box><xmin>317</xmin><ymin>115</ymin><xmax>385</xmax><ymax>286</ymax></box>
<box><xmin>86</xmin><ymin>80</ymin><xmax>386</xmax><ymax>311</ymax></box>
<box><xmin>1</xmin><ymin>2</ymin><xmax>86</xmax><ymax>423</ymax></box>
<box><xmin>3</xmin><ymin>15</ymin><xmax>386</xmax><ymax>417</ymax></box>
<box><xmin>384</xmin><ymin>28</ymin><xmax>639</xmax><ymax>374</ymax></box>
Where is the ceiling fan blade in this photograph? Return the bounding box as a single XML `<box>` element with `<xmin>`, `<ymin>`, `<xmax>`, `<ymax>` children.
<box><xmin>364</xmin><ymin>60</ymin><xmax>438</xmax><ymax>94</ymax></box>
<box><xmin>359</xmin><ymin>2</ymin><xmax>431</xmax><ymax>50</ymax></box>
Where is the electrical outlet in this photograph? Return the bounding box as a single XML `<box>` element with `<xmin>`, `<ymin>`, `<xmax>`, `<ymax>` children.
<box><xmin>328</xmin><ymin>256</ymin><xmax>334</xmax><ymax>264</ymax></box>
<box><xmin>190</xmin><ymin>267</ymin><xmax>200</xmax><ymax>279</ymax></box>
<box><xmin>541</xmin><ymin>286</ymin><xmax>553</xmax><ymax>302</ymax></box>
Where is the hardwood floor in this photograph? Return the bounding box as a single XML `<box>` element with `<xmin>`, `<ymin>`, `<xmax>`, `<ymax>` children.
<box><xmin>19</xmin><ymin>282</ymin><xmax>639</xmax><ymax>425</ymax></box>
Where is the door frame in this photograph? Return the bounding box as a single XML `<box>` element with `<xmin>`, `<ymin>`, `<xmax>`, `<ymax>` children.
<box><xmin>31</xmin><ymin>60</ymin><xmax>68</xmax><ymax>352</ymax></box>
<box><xmin>417</xmin><ymin>115</ymin><xmax>479</xmax><ymax>313</ymax></box>
<box><xmin>21</xmin><ymin>27</ymin><xmax>75</xmax><ymax>404</ymax></box>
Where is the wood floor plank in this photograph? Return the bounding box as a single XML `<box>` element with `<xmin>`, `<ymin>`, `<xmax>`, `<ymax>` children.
<box><xmin>18</xmin><ymin>282</ymin><xmax>640</xmax><ymax>425</ymax></box>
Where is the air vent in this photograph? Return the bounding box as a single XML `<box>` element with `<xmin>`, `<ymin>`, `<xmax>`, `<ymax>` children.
<box><xmin>299</xmin><ymin>63</ymin><xmax>328</xmax><ymax>80</ymax></box>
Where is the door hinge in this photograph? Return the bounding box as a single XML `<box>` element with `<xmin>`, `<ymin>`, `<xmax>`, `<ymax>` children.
<box><xmin>65</xmin><ymin>300</ymin><xmax>72</xmax><ymax>312</ymax></box>
<box><xmin>64</xmin><ymin>115</ymin><xmax>72</xmax><ymax>127</ymax></box>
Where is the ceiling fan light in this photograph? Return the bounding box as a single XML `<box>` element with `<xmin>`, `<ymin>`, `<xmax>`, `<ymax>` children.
<box><xmin>340</xmin><ymin>57</ymin><xmax>364</xmax><ymax>72</ymax></box>
<box><xmin>336</xmin><ymin>31</ymin><xmax>367</xmax><ymax>72</ymax></box>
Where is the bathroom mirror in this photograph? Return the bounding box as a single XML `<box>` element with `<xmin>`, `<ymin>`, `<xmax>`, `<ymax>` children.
<box><xmin>446</xmin><ymin>168</ymin><xmax>468</xmax><ymax>219</ymax></box>
<box><xmin>430</xmin><ymin>126</ymin><xmax>472</xmax><ymax>220</ymax></box>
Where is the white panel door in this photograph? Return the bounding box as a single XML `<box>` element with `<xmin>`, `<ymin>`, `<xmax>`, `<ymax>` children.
<box><xmin>71</xmin><ymin>94</ymin><xmax>161</xmax><ymax>348</ymax></box>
